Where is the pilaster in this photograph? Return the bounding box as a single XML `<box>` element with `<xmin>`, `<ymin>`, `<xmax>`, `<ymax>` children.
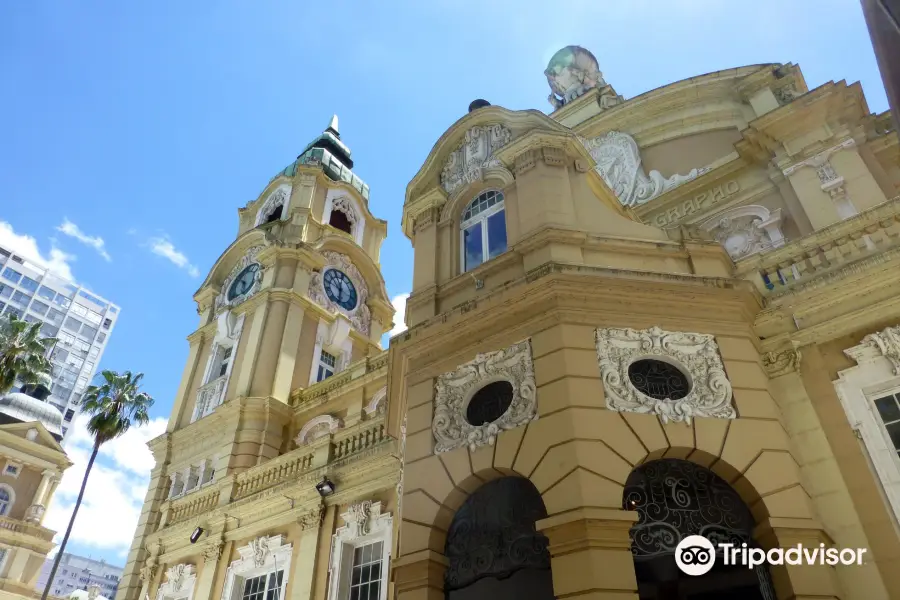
<box><xmin>289</xmin><ymin>506</ymin><xmax>325</xmax><ymax>600</ymax></box>
<box><xmin>168</xmin><ymin>332</ymin><xmax>206</xmax><ymax>433</ymax></box>
<box><xmin>272</xmin><ymin>303</ymin><xmax>306</xmax><ymax>402</ymax></box>
<box><xmin>536</xmin><ymin>508</ymin><xmax>640</xmax><ymax>600</ymax></box>
<box><xmin>192</xmin><ymin>539</ymin><xmax>224</xmax><ymax>600</ymax></box>
<box><xmin>234</xmin><ymin>301</ymin><xmax>270</xmax><ymax>398</ymax></box>
<box><xmin>754</xmin><ymin>518</ymin><xmax>842</xmax><ymax>600</ymax></box>
<box><xmin>391</xmin><ymin>550</ymin><xmax>447</xmax><ymax>600</ymax></box>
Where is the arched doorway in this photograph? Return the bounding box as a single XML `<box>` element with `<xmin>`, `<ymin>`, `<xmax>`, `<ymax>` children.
<box><xmin>444</xmin><ymin>477</ymin><xmax>554</xmax><ymax>600</ymax></box>
<box><xmin>623</xmin><ymin>459</ymin><xmax>777</xmax><ymax>600</ymax></box>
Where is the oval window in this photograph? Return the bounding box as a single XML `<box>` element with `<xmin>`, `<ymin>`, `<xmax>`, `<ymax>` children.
<box><xmin>466</xmin><ymin>381</ymin><xmax>514</xmax><ymax>426</ymax></box>
<box><xmin>627</xmin><ymin>359</ymin><xmax>690</xmax><ymax>400</ymax></box>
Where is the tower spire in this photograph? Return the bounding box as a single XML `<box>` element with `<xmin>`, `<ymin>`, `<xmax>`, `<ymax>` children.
<box><xmin>327</xmin><ymin>114</ymin><xmax>339</xmax><ymax>137</ymax></box>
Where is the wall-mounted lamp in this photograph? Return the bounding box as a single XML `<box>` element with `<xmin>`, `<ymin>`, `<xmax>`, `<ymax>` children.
<box><xmin>316</xmin><ymin>476</ymin><xmax>336</xmax><ymax>497</ymax></box>
<box><xmin>190</xmin><ymin>527</ymin><xmax>204</xmax><ymax>544</ymax></box>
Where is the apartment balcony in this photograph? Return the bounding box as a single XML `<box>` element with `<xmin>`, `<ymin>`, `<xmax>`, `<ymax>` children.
<box><xmin>192</xmin><ymin>376</ymin><xmax>227</xmax><ymax>422</ymax></box>
<box><xmin>157</xmin><ymin>413</ymin><xmax>393</xmax><ymax>529</ymax></box>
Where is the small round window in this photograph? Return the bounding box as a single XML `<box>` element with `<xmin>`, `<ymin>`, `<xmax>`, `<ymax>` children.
<box><xmin>466</xmin><ymin>381</ymin><xmax>514</xmax><ymax>426</ymax></box>
<box><xmin>627</xmin><ymin>359</ymin><xmax>690</xmax><ymax>400</ymax></box>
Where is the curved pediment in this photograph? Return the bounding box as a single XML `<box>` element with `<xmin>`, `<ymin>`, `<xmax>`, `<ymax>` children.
<box><xmin>311</xmin><ymin>236</ymin><xmax>390</xmax><ymax>305</ymax></box>
<box><xmin>194</xmin><ymin>229</ymin><xmax>269</xmax><ymax>302</ymax></box>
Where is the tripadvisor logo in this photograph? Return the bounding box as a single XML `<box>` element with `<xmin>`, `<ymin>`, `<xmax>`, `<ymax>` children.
<box><xmin>674</xmin><ymin>535</ymin><xmax>868</xmax><ymax>576</ymax></box>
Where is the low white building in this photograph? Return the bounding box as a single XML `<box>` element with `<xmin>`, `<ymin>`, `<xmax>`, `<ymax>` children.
<box><xmin>35</xmin><ymin>554</ymin><xmax>122</xmax><ymax>599</ymax></box>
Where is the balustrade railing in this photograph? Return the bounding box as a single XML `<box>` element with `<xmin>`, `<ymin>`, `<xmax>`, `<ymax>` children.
<box><xmin>193</xmin><ymin>376</ymin><xmax>227</xmax><ymax>422</ymax></box>
<box><xmin>0</xmin><ymin>514</ymin><xmax>54</xmax><ymax>541</ymax></box>
<box><xmin>168</xmin><ymin>485</ymin><xmax>220</xmax><ymax>525</ymax></box>
<box><xmin>233</xmin><ymin>449</ymin><xmax>316</xmax><ymax>500</ymax></box>
<box><xmin>333</xmin><ymin>420</ymin><xmax>388</xmax><ymax>460</ymax></box>
<box><xmin>735</xmin><ymin>196</ymin><xmax>900</xmax><ymax>294</ymax></box>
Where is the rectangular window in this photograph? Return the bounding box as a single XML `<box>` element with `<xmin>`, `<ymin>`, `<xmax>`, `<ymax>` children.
<box><xmin>53</xmin><ymin>294</ymin><xmax>71</xmax><ymax>309</ymax></box>
<box><xmin>37</xmin><ymin>286</ymin><xmax>55</xmax><ymax>302</ymax></box>
<box><xmin>30</xmin><ymin>300</ymin><xmax>49</xmax><ymax>316</ymax></box>
<box><xmin>86</xmin><ymin>310</ymin><xmax>102</xmax><ymax>325</ymax></box>
<box><xmin>19</xmin><ymin>276</ymin><xmax>38</xmax><ymax>292</ymax></box>
<box><xmin>349</xmin><ymin>542</ymin><xmax>384</xmax><ymax>600</ymax></box>
<box><xmin>1</xmin><ymin>268</ymin><xmax>22</xmax><ymax>284</ymax></box>
<box><xmin>0</xmin><ymin>285</ymin><xmax>10</xmax><ymax>299</ymax></box>
<box><xmin>11</xmin><ymin>290</ymin><xmax>31</xmax><ymax>306</ymax></box>
<box><xmin>97</xmin><ymin>332</ymin><xmax>106</xmax><ymax>344</ymax></box>
<box><xmin>64</xmin><ymin>409</ymin><xmax>75</xmax><ymax>422</ymax></box>
<box><xmin>463</xmin><ymin>222</ymin><xmax>484</xmax><ymax>272</ymax></box>
<box><xmin>63</xmin><ymin>317</ymin><xmax>83</xmax><ymax>333</ymax></box>
<box><xmin>47</xmin><ymin>308</ymin><xmax>65</xmax><ymax>324</ymax></box>
<box><xmin>317</xmin><ymin>350</ymin><xmax>336</xmax><ymax>382</ymax></box>
<box><xmin>874</xmin><ymin>393</ymin><xmax>900</xmax><ymax>458</ymax></box>
<box><xmin>80</xmin><ymin>325</ymin><xmax>98</xmax><ymax>340</ymax></box>
<box><xmin>218</xmin><ymin>347</ymin><xmax>233</xmax><ymax>378</ymax></box>
<box><xmin>58</xmin><ymin>332</ymin><xmax>76</xmax><ymax>346</ymax></box>
<box><xmin>4</xmin><ymin>307</ymin><xmax>23</xmax><ymax>320</ymax></box>
<box><xmin>40</xmin><ymin>323</ymin><xmax>59</xmax><ymax>338</ymax></box>
<box><xmin>109</xmin><ymin>306</ymin><xmax>118</xmax><ymax>314</ymax></box>
<box><xmin>486</xmin><ymin>210</ymin><xmax>507</xmax><ymax>260</ymax></box>
<box><xmin>102</xmin><ymin>318</ymin><xmax>112</xmax><ymax>330</ymax></box>
<box><xmin>71</xmin><ymin>303</ymin><xmax>88</xmax><ymax>317</ymax></box>
<box><xmin>51</xmin><ymin>348</ymin><xmax>70</xmax><ymax>363</ymax></box>
<box><xmin>84</xmin><ymin>360</ymin><xmax>95</xmax><ymax>373</ymax></box>
<box><xmin>88</xmin><ymin>346</ymin><xmax>100</xmax><ymax>359</ymax></box>
<box><xmin>241</xmin><ymin>571</ymin><xmax>283</xmax><ymax>600</ymax></box>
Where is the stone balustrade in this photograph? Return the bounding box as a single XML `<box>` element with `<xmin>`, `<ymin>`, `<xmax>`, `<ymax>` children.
<box><xmin>233</xmin><ymin>448</ymin><xmax>316</xmax><ymax>500</ymax></box>
<box><xmin>192</xmin><ymin>376</ymin><xmax>227</xmax><ymax>422</ymax></box>
<box><xmin>735</xmin><ymin>196</ymin><xmax>900</xmax><ymax>295</ymax></box>
<box><xmin>167</xmin><ymin>485</ymin><xmax>220</xmax><ymax>525</ymax></box>
<box><xmin>0</xmin><ymin>514</ymin><xmax>54</xmax><ymax>541</ymax></box>
<box><xmin>333</xmin><ymin>420</ymin><xmax>387</xmax><ymax>461</ymax></box>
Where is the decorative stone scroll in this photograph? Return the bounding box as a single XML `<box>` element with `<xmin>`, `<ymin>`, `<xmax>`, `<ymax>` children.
<box><xmin>216</xmin><ymin>246</ymin><xmax>265</xmax><ymax>312</ymax></box>
<box><xmin>156</xmin><ymin>564</ymin><xmax>196</xmax><ymax>600</ymax></box>
<box><xmin>202</xmin><ymin>542</ymin><xmax>223</xmax><ymax>562</ymax></box>
<box><xmin>221</xmin><ymin>535</ymin><xmax>292</xmax><ymax>600</ymax></box>
<box><xmin>336</xmin><ymin>501</ymin><xmax>391</xmax><ymax>542</ymax></box>
<box><xmin>298</xmin><ymin>505</ymin><xmax>326</xmax><ymax>530</ymax></box>
<box><xmin>433</xmin><ymin>339</ymin><xmax>538</xmax><ymax>453</ymax></box>
<box><xmin>762</xmin><ymin>349</ymin><xmax>801</xmax><ymax>378</ymax></box>
<box><xmin>330</xmin><ymin>196</ymin><xmax>359</xmax><ymax>228</ymax></box>
<box><xmin>858</xmin><ymin>325</ymin><xmax>900</xmax><ymax>375</ymax></box>
<box><xmin>363</xmin><ymin>387</ymin><xmax>386</xmax><ymax>416</ymax></box>
<box><xmin>595</xmin><ymin>326</ymin><xmax>736</xmax><ymax>424</ymax></box>
<box><xmin>254</xmin><ymin>187</ymin><xmax>289</xmax><ymax>226</ymax></box>
<box><xmin>581</xmin><ymin>131</ymin><xmax>706</xmax><ymax>207</ymax></box>
<box><xmin>440</xmin><ymin>124</ymin><xmax>512</xmax><ymax>195</ymax></box>
<box><xmin>295</xmin><ymin>414</ymin><xmax>343</xmax><ymax>446</ymax></box>
<box><xmin>700</xmin><ymin>205</ymin><xmax>786</xmax><ymax>260</ymax></box>
<box><xmin>308</xmin><ymin>251</ymin><xmax>371</xmax><ymax>336</ymax></box>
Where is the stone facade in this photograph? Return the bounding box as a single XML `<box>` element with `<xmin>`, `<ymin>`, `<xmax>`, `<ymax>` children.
<box><xmin>122</xmin><ymin>49</ymin><xmax>900</xmax><ymax>600</ymax></box>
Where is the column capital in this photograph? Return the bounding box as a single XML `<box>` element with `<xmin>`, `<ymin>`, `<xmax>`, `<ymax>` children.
<box><xmin>762</xmin><ymin>348</ymin><xmax>802</xmax><ymax>378</ymax></box>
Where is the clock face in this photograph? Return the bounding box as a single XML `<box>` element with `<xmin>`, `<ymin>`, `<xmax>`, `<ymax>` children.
<box><xmin>323</xmin><ymin>269</ymin><xmax>358</xmax><ymax>311</ymax></box>
<box><xmin>227</xmin><ymin>263</ymin><xmax>260</xmax><ymax>301</ymax></box>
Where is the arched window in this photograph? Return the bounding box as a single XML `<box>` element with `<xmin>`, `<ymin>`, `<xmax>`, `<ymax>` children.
<box><xmin>329</xmin><ymin>209</ymin><xmax>353</xmax><ymax>234</ymax></box>
<box><xmin>460</xmin><ymin>190</ymin><xmax>507</xmax><ymax>272</ymax></box>
<box><xmin>263</xmin><ymin>203</ymin><xmax>284</xmax><ymax>224</ymax></box>
<box><xmin>0</xmin><ymin>486</ymin><xmax>13</xmax><ymax>516</ymax></box>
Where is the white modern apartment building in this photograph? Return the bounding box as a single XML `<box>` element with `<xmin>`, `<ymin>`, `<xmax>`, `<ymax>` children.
<box><xmin>0</xmin><ymin>245</ymin><xmax>119</xmax><ymax>439</ymax></box>
<box><xmin>35</xmin><ymin>552</ymin><xmax>123</xmax><ymax>598</ymax></box>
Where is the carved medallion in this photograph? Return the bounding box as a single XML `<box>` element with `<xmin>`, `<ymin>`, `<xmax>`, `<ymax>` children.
<box><xmin>440</xmin><ymin>124</ymin><xmax>512</xmax><ymax>195</ymax></box>
<box><xmin>216</xmin><ymin>246</ymin><xmax>265</xmax><ymax>312</ymax></box>
<box><xmin>433</xmin><ymin>339</ymin><xmax>537</xmax><ymax>453</ymax></box>
<box><xmin>595</xmin><ymin>326</ymin><xmax>736</xmax><ymax>424</ymax></box>
<box><xmin>308</xmin><ymin>251</ymin><xmax>371</xmax><ymax>335</ymax></box>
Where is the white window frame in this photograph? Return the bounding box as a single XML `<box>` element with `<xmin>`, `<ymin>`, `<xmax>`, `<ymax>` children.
<box><xmin>459</xmin><ymin>190</ymin><xmax>506</xmax><ymax>273</ymax></box>
<box><xmin>3</xmin><ymin>461</ymin><xmax>21</xmax><ymax>479</ymax></box>
<box><xmin>308</xmin><ymin>320</ymin><xmax>353</xmax><ymax>387</ymax></box>
<box><xmin>317</xmin><ymin>350</ymin><xmax>337</xmax><ymax>383</ymax></box>
<box><xmin>327</xmin><ymin>502</ymin><xmax>392</xmax><ymax>600</ymax></box>
<box><xmin>156</xmin><ymin>564</ymin><xmax>196</xmax><ymax>600</ymax></box>
<box><xmin>222</xmin><ymin>535</ymin><xmax>292</xmax><ymax>600</ymax></box>
<box><xmin>835</xmin><ymin>333</ymin><xmax>900</xmax><ymax>524</ymax></box>
<box><xmin>0</xmin><ymin>484</ymin><xmax>15</xmax><ymax>516</ymax></box>
<box><xmin>323</xmin><ymin>189</ymin><xmax>365</xmax><ymax>246</ymax></box>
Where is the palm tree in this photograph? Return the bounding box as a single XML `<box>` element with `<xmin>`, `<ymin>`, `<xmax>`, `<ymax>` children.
<box><xmin>41</xmin><ymin>370</ymin><xmax>154</xmax><ymax>600</ymax></box>
<box><xmin>0</xmin><ymin>314</ymin><xmax>56</xmax><ymax>394</ymax></box>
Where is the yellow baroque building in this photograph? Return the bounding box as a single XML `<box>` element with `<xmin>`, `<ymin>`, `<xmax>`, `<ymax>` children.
<box><xmin>120</xmin><ymin>47</ymin><xmax>900</xmax><ymax>600</ymax></box>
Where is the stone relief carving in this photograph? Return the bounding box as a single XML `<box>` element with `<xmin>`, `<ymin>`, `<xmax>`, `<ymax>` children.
<box><xmin>202</xmin><ymin>542</ymin><xmax>223</xmax><ymax>562</ymax></box>
<box><xmin>581</xmin><ymin>131</ymin><xmax>707</xmax><ymax>207</ymax></box>
<box><xmin>298</xmin><ymin>505</ymin><xmax>326</xmax><ymax>530</ymax></box>
<box><xmin>783</xmin><ymin>138</ymin><xmax>856</xmax><ymax>202</ymax></box>
<box><xmin>595</xmin><ymin>326</ymin><xmax>736</xmax><ymax>424</ymax></box>
<box><xmin>308</xmin><ymin>251</ymin><xmax>371</xmax><ymax>336</ymax></box>
<box><xmin>364</xmin><ymin>387</ymin><xmax>387</xmax><ymax>416</ymax></box>
<box><xmin>329</xmin><ymin>196</ymin><xmax>359</xmax><ymax>227</ymax></box>
<box><xmin>762</xmin><ymin>349</ymin><xmax>802</xmax><ymax>378</ymax></box>
<box><xmin>859</xmin><ymin>325</ymin><xmax>900</xmax><ymax>375</ymax></box>
<box><xmin>255</xmin><ymin>188</ymin><xmax>288</xmax><ymax>226</ymax></box>
<box><xmin>295</xmin><ymin>414</ymin><xmax>343</xmax><ymax>446</ymax></box>
<box><xmin>139</xmin><ymin>564</ymin><xmax>156</xmax><ymax>583</ymax></box>
<box><xmin>545</xmin><ymin>46</ymin><xmax>604</xmax><ymax>109</ymax></box>
<box><xmin>222</xmin><ymin>535</ymin><xmax>292</xmax><ymax>600</ymax></box>
<box><xmin>328</xmin><ymin>503</ymin><xmax>392</xmax><ymax>600</ymax></box>
<box><xmin>157</xmin><ymin>564</ymin><xmax>195</xmax><ymax>598</ymax></box>
<box><xmin>700</xmin><ymin>205</ymin><xmax>786</xmax><ymax>260</ymax></box>
<box><xmin>216</xmin><ymin>245</ymin><xmax>265</xmax><ymax>312</ymax></box>
<box><xmin>336</xmin><ymin>501</ymin><xmax>391</xmax><ymax>542</ymax></box>
<box><xmin>249</xmin><ymin>537</ymin><xmax>269</xmax><ymax>568</ymax></box>
<box><xmin>440</xmin><ymin>124</ymin><xmax>512</xmax><ymax>195</ymax></box>
<box><xmin>433</xmin><ymin>339</ymin><xmax>538</xmax><ymax>453</ymax></box>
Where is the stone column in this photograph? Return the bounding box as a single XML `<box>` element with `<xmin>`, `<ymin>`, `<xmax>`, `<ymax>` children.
<box><xmin>754</xmin><ymin>517</ymin><xmax>843</xmax><ymax>600</ymax></box>
<box><xmin>272</xmin><ymin>303</ymin><xmax>305</xmax><ymax>402</ymax></box>
<box><xmin>26</xmin><ymin>470</ymin><xmax>56</xmax><ymax>523</ymax></box>
<box><xmin>391</xmin><ymin>550</ymin><xmax>447</xmax><ymax>600</ymax></box>
<box><xmin>536</xmin><ymin>508</ymin><xmax>640</xmax><ymax>600</ymax></box>
<box><xmin>192</xmin><ymin>540</ymin><xmax>224</xmax><ymax>600</ymax></box>
<box><xmin>289</xmin><ymin>506</ymin><xmax>325</xmax><ymax>600</ymax></box>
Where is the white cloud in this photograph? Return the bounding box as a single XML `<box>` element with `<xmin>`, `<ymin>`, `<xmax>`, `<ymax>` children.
<box><xmin>0</xmin><ymin>221</ymin><xmax>77</xmax><ymax>281</ymax></box>
<box><xmin>44</xmin><ymin>414</ymin><xmax>167</xmax><ymax>556</ymax></box>
<box><xmin>147</xmin><ymin>237</ymin><xmax>200</xmax><ymax>277</ymax></box>
<box><xmin>389</xmin><ymin>293</ymin><xmax>409</xmax><ymax>337</ymax></box>
<box><xmin>56</xmin><ymin>218</ymin><xmax>111</xmax><ymax>261</ymax></box>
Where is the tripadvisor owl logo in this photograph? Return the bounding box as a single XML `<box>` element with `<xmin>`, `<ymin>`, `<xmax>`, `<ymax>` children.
<box><xmin>674</xmin><ymin>534</ymin><xmax>868</xmax><ymax>575</ymax></box>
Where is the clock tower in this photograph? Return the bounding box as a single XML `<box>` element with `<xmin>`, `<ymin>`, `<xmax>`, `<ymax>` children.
<box><xmin>117</xmin><ymin>117</ymin><xmax>396</xmax><ymax>600</ymax></box>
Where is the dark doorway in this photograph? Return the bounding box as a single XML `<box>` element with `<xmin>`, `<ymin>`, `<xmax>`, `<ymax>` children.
<box><xmin>623</xmin><ymin>459</ymin><xmax>777</xmax><ymax>600</ymax></box>
<box><xmin>329</xmin><ymin>209</ymin><xmax>353</xmax><ymax>234</ymax></box>
<box><xmin>444</xmin><ymin>477</ymin><xmax>554</xmax><ymax>600</ymax></box>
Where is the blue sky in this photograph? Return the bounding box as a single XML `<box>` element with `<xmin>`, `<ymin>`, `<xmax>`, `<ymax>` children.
<box><xmin>0</xmin><ymin>0</ymin><xmax>889</xmax><ymax>569</ymax></box>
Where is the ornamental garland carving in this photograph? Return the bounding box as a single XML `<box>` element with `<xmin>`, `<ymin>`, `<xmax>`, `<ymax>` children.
<box><xmin>308</xmin><ymin>251</ymin><xmax>371</xmax><ymax>335</ymax></box>
<box><xmin>433</xmin><ymin>339</ymin><xmax>538</xmax><ymax>453</ymax></box>
<box><xmin>298</xmin><ymin>505</ymin><xmax>326</xmax><ymax>530</ymax></box>
<box><xmin>330</xmin><ymin>196</ymin><xmax>359</xmax><ymax>227</ymax></box>
<box><xmin>335</xmin><ymin>501</ymin><xmax>391</xmax><ymax>542</ymax></box>
<box><xmin>594</xmin><ymin>326</ymin><xmax>736</xmax><ymax>424</ymax></box>
<box><xmin>762</xmin><ymin>349</ymin><xmax>801</xmax><ymax>378</ymax></box>
<box><xmin>581</xmin><ymin>131</ymin><xmax>706</xmax><ymax>207</ymax></box>
<box><xmin>222</xmin><ymin>535</ymin><xmax>292</xmax><ymax>600</ymax></box>
<box><xmin>157</xmin><ymin>563</ymin><xmax>195</xmax><ymax>599</ymax></box>
<box><xmin>216</xmin><ymin>246</ymin><xmax>265</xmax><ymax>312</ymax></box>
<box><xmin>249</xmin><ymin>537</ymin><xmax>269</xmax><ymax>567</ymax></box>
<box><xmin>202</xmin><ymin>542</ymin><xmax>223</xmax><ymax>562</ymax></box>
<box><xmin>440</xmin><ymin>124</ymin><xmax>512</xmax><ymax>195</ymax></box>
<box><xmin>860</xmin><ymin>325</ymin><xmax>900</xmax><ymax>375</ymax></box>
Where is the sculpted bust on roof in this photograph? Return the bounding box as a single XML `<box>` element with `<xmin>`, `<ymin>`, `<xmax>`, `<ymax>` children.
<box><xmin>545</xmin><ymin>45</ymin><xmax>604</xmax><ymax>109</ymax></box>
